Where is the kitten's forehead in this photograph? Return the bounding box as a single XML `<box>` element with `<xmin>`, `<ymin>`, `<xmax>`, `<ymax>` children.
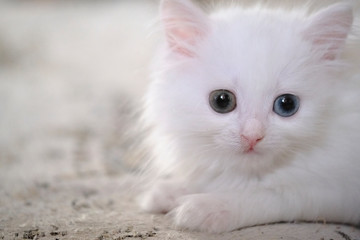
<box><xmin>184</xmin><ymin>9</ymin><xmax>312</xmax><ymax>119</ymax></box>
<box><xmin>199</xmin><ymin>8</ymin><xmax>306</xmax><ymax>91</ymax></box>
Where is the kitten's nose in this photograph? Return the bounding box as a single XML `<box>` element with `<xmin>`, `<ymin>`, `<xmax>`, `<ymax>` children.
<box><xmin>241</xmin><ymin>135</ymin><xmax>263</xmax><ymax>149</ymax></box>
<box><xmin>241</xmin><ymin>118</ymin><xmax>265</xmax><ymax>151</ymax></box>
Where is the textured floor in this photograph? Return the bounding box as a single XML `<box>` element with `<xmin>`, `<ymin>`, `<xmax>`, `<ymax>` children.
<box><xmin>1</xmin><ymin>174</ymin><xmax>360</xmax><ymax>240</ymax></box>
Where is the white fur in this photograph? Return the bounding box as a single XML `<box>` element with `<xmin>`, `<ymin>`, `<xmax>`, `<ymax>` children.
<box><xmin>140</xmin><ymin>0</ymin><xmax>360</xmax><ymax>233</ymax></box>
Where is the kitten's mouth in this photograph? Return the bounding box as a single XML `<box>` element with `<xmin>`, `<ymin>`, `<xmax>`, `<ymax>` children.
<box><xmin>244</xmin><ymin>147</ymin><xmax>255</xmax><ymax>153</ymax></box>
<box><xmin>242</xmin><ymin>142</ymin><xmax>265</xmax><ymax>154</ymax></box>
<box><xmin>243</xmin><ymin>146</ymin><xmax>258</xmax><ymax>154</ymax></box>
<box><xmin>241</xmin><ymin>144</ymin><xmax>260</xmax><ymax>154</ymax></box>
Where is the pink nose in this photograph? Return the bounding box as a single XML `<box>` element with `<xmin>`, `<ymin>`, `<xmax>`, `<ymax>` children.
<box><xmin>241</xmin><ymin>135</ymin><xmax>263</xmax><ymax>150</ymax></box>
<box><xmin>240</xmin><ymin>118</ymin><xmax>265</xmax><ymax>152</ymax></box>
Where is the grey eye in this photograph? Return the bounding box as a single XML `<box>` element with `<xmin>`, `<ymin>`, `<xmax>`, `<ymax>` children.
<box><xmin>209</xmin><ymin>89</ymin><xmax>236</xmax><ymax>114</ymax></box>
<box><xmin>273</xmin><ymin>94</ymin><xmax>300</xmax><ymax>117</ymax></box>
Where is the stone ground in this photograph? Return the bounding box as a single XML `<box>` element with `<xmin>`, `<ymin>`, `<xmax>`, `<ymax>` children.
<box><xmin>1</xmin><ymin>0</ymin><xmax>360</xmax><ymax>239</ymax></box>
<box><xmin>1</xmin><ymin>175</ymin><xmax>360</xmax><ymax>240</ymax></box>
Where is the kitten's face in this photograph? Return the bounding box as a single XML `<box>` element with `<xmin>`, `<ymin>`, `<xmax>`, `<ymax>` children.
<box><xmin>149</xmin><ymin>0</ymin><xmax>352</xmax><ymax>173</ymax></box>
<box><xmin>153</xmin><ymin>40</ymin><xmax>325</xmax><ymax>169</ymax></box>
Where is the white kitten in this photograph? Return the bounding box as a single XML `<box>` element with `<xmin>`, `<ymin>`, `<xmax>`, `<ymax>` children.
<box><xmin>139</xmin><ymin>0</ymin><xmax>360</xmax><ymax>233</ymax></box>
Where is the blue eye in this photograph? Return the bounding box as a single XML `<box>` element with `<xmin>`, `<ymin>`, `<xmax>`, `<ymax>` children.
<box><xmin>209</xmin><ymin>89</ymin><xmax>236</xmax><ymax>114</ymax></box>
<box><xmin>273</xmin><ymin>94</ymin><xmax>300</xmax><ymax>117</ymax></box>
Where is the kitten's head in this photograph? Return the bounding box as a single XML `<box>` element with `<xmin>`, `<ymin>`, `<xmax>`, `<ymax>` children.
<box><xmin>146</xmin><ymin>0</ymin><xmax>354</xmax><ymax>176</ymax></box>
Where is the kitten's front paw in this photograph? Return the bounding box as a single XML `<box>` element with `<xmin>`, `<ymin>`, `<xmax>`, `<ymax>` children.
<box><xmin>169</xmin><ymin>194</ymin><xmax>236</xmax><ymax>233</ymax></box>
<box><xmin>139</xmin><ymin>181</ymin><xmax>187</xmax><ymax>214</ymax></box>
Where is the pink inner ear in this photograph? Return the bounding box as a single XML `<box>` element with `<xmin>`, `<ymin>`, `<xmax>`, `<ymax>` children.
<box><xmin>161</xmin><ymin>0</ymin><xmax>208</xmax><ymax>57</ymax></box>
<box><xmin>310</xmin><ymin>30</ymin><xmax>350</xmax><ymax>61</ymax></box>
<box><xmin>304</xmin><ymin>3</ymin><xmax>353</xmax><ymax>61</ymax></box>
<box><xmin>166</xmin><ymin>22</ymin><xmax>201</xmax><ymax>57</ymax></box>
<box><xmin>310</xmin><ymin>24</ymin><xmax>352</xmax><ymax>61</ymax></box>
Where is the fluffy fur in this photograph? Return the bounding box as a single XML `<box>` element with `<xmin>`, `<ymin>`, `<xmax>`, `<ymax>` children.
<box><xmin>140</xmin><ymin>0</ymin><xmax>360</xmax><ymax>233</ymax></box>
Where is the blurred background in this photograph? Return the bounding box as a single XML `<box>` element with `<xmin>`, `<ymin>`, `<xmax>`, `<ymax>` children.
<box><xmin>0</xmin><ymin>0</ymin><xmax>359</xmax><ymax>192</ymax></box>
<box><xmin>0</xmin><ymin>0</ymin><xmax>160</xmax><ymax>189</ymax></box>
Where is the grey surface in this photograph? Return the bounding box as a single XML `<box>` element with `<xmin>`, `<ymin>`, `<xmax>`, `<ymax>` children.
<box><xmin>1</xmin><ymin>176</ymin><xmax>360</xmax><ymax>240</ymax></box>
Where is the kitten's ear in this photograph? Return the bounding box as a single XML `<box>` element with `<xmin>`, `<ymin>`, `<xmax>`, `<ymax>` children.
<box><xmin>160</xmin><ymin>0</ymin><xmax>209</xmax><ymax>57</ymax></box>
<box><xmin>303</xmin><ymin>3</ymin><xmax>353</xmax><ymax>61</ymax></box>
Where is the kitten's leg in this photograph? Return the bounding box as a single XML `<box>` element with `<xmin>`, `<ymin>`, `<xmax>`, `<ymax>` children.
<box><xmin>168</xmin><ymin>193</ymin><xmax>239</xmax><ymax>233</ymax></box>
<box><xmin>139</xmin><ymin>179</ymin><xmax>190</xmax><ymax>214</ymax></box>
<box><xmin>169</xmin><ymin>185</ymin><xmax>360</xmax><ymax>233</ymax></box>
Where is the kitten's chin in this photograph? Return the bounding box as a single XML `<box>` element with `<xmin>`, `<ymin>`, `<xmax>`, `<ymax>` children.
<box><xmin>209</xmin><ymin>142</ymin><xmax>287</xmax><ymax>176</ymax></box>
<box><xmin>238</xmin><ymin>149</ymin><xmax>265</xmax><ymax>160</ymax></box>
<box><xmin>229</xmin><ymin>146</ymin><xmax>294</xmax><ymax>177</ymax></box>
<box><xmin>226</xmin><ymin>147</ymin><xmax>280</xmax><ymax>175</ymax></box>
<box><xmin>236</xmin><ymin>154</ymin><xmax>279</xmax><ymax>177</ymax></box>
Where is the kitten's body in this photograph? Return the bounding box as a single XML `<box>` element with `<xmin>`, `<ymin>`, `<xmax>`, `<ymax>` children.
<box><xmin>140</xmin><ymin>0</ymin><xmax>360</xmax><ymax>233</ymax></box>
